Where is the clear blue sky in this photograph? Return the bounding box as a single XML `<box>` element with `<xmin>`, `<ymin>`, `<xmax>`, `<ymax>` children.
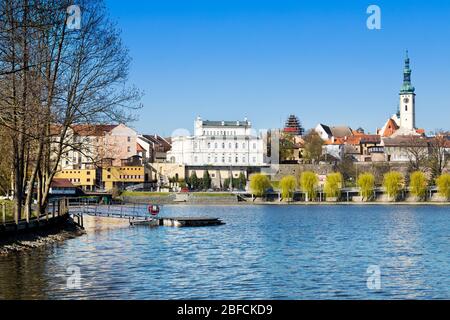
<box><xmin>105</xmin><ymin>0</ymin><xmax>450</xmax><ymax>136</ymax></box>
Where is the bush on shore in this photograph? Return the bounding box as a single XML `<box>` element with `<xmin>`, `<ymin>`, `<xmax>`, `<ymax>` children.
<box><xmin>324</xmin><ymin>172</ymin><xmax>343</xmax><ymax>199</ymax></box>
<box><xmin>279</xmin><ymin>175</ymin><xmax>297</xmax><ymax>201</ymax></box>
<box><xmin>409</xmin><ymin>171</ymin><xmax>428</xmax><ymax>200</ymax></box>
<box><xmin>300</xmin><ymin>171</ymin><xmax>319</xmax><ymax>201</ymax></box>
<box><xmin>383</xmin><ymin>171</ymin><xmax>404</xmax><ymax>201</ymax></box>
<box><xmin>249</xmin><ymin>174</ymin><xmax>271</xmax><ymax>198</ymax></box>
<box><xmin>357</xmin><ymin>173</ymin><xmax>375</xmax><ymax>201</ymax></box>
<box><xmin>436</xmin><ymin>173</ymin><xmax>450</xmax><ymax>200</ymax></box>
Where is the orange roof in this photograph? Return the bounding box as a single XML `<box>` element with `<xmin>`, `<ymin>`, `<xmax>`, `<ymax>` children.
<box><xmin>382</xmin><ymin>119</ymin><xmax>399</xmax><ymax>137</ymax></box>
<box><xmin>51</xmin><ymin>179</ymin><xmax>75</xmax><ymax>188</ymax></box>
<box><xmin>136</xmin><ymin>143</ymin><xmax>144</xmax><ymax>152</ymax></box>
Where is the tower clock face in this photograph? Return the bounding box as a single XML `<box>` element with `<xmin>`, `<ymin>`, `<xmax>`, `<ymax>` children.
<box><xmin>403</xmin><ymin>98</ymin><xmax>410</xmax><ymax>103</ymax></box>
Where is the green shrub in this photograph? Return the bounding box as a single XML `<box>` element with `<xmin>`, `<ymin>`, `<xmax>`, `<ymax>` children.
<box><xmin>279</xmin><ymin>175</ymin><xmax>297</xmax><ymax>201</ymax></box>
<box><xmin>409</xmin><ymin>171</ymin><xmax>428</xmax><ymax>200</ymax></box>
<box><xmin>300</xmin><ymin>171</ymin><xmax>319</xmax><ymax>201</ymax></box>
<box><xmin>383</xmin><ymin>171</ymin><xmax>404</xmax><ymax>201</ymax></box>
<box><xmin>249</xmin><ymin>174</ymin><xmax>271</xmax><ymax>198</ymax></box>
<box><xmin>435</xmin><ymin>173</ymin><xmax>450</xmax><ymax>199</ymax></box>
<box><xmin>324</xmin><ymin>172</ymin><xmax>343</xmax><ymax>198</ymax></box>
<box><xmin>357</xmin><ymin>173</ymin><xmax>375</xmax><ymax>201</ymax></box>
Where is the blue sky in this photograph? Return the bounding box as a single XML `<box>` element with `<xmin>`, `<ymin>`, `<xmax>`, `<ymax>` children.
<box><xmin>105</xmin><ymin>0</ymin><xmax>450</xmax><ymax>136</ymax></box>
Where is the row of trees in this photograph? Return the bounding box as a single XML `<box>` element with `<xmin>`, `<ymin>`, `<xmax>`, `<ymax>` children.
<box><xmin>249</xmin><ymin>172</ymin><xmax>450</xmax><ymax>202</ymax></box>
<box><xmin>184</xmin><ymin>171</ymin><xmax>247</xmax><ymax>191</ymax></box>
<box><xmin>0</xmin><ymin>0</ymin><xmax>140</xmax><ymax>220</ymax></box>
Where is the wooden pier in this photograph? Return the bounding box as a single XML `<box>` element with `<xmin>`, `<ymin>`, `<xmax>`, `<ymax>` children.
<box><xmin>130</xmin><ymin>216</ymin><xmax>225</xmax><ymax>227</ymax></box>
<box><xmin>159</xmin><ymin>217</ymin><xmax>224</xmax><ymax>227</ymax></box>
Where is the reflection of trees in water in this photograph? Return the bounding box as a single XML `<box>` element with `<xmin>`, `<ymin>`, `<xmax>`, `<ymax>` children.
<box><xmin>0</xmin><ymin>249</ymin><xmax>50</xmax><ymax>299</ymax></box>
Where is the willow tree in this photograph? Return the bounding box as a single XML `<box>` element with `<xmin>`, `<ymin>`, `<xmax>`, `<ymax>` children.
<box><xmin>435</xmin><ymin>173</ymin><xmax>450</xmax><ymax>200</ymax></box>
<box><xmin>300</xmin><ymin>171</ymin><xmax>318</xmax><ymax>201</ymax></box>
<box><xmin>279</xmin><ymin>175</ymin><xmax>296</xmax><ymax>201</ymax></box>
<box><xmin>324</xmin><ymin>172</ymin><xmax>343</xmax><ymax>199</ymax></box>
<box><xmin>409</xmin><ymin>171</ymin><xmax>428</xmax><ymax>200</ymax></box>
<box><xmin>357</xmin><ymin>173</ymin><xmax>375</xmax><ymax>201</ymax></box>
<box><xmin>383</xmin><ymin>171</ymin><xmax>404</xmax><ymax>201</ymax></box>
<box><xmin>249</xmin><ymin>174</ymin><xmax>271</xmax><ymax>199</ymax></box>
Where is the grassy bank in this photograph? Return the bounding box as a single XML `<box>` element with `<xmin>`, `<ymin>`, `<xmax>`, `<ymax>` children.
<box><xmin>191</xmin><ymin>192</ymin><xmax>233</xmax><ymax>197</ymax></box>
<box><xmin>121</xmin><ymin>191</ymin><xmax>171</xmax><ymax>197</ymax></box>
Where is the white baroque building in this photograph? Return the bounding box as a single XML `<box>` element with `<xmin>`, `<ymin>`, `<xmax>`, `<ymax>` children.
<box><xmin>167</xmin><ymin>117</ymin><xmax>265</xmax><ymax>166</ymax></box>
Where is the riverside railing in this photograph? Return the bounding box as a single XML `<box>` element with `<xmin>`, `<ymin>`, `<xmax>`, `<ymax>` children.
<box><xmin>0</xmin><ymin>198</ymin><xmax>70</xmax><ymax>234</ymax></box>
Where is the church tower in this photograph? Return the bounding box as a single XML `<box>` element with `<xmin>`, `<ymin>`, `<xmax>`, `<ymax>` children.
<box><xmin>399</xmin><ymin>51</ymin><xmax>416</xmax><ymax>130</ymax></box>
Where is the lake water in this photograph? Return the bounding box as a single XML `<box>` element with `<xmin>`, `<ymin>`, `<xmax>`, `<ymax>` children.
<box><xmin>0</xmin><ymin>205</ymin><xmax>449</xmax><ymax>300</ymax></box>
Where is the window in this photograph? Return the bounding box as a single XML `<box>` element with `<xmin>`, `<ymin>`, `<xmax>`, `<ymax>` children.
<box><xmin>208</xmin><ymin>142</ymin><xmax>211</xmax><ymax>148</ymax></box>
<box><xmin>127</xmin><ymin>136</ymin><xmax>131</xmax><ymax>142</ymax></box>
<box><xmin>215</xmin><ymin>143</ymin><xmax>218</xmax><ymax>148</ymax></box>
<box><xmin>214</xmin><ymin>157</ymin><xmax>217</xmax><ymax>163</ymax></box>
<box><xmin>229</xmin><ymin>143</ymin><xmax>232</xmax><ymax>148</ymax></box>
<box><xmin>235</xmin><ymin>143</ymin><xmax>238</xmax><ymax>149</ymax></box>
<box><xmin>242</xmin><ymin>157</ymin><xmax>246</xmax><ymax>163</ymax></box>
<box><xmin>253</xmin><ymin>157</ymin><xmax>256</xmax><ymax>163</ymax></box>
<box><xmin>242</xmin><ymin>143</ymin><xmax>246</xmax><ymax>148</ymax></box>
<box><xmin>253</xmin><ymin>143</ymin><xmax>256</xmax><ymax>149</ymax></box>
<box><xmin>405</xmin><ymin>105</ymin><xmax>408</xmax><ymax>111</ymax></box>
<box><xmin>127</xmin><ymin>146</ymin><xmax>131</xmax><ymax>152</ymax></box>
<box><xmin>222</xmin><ymin>157</ymin><xmax>225</xmax><ymax>163</ymax></box>
<box><xmin>87</xmin><ymin>178</ymin><xmax>91</xmax><ymax>182</ymax></box>
<box><xmin>194</xmin><ymin>156</ymin><xmax>198</xmax><ymax>162</ymax></box>
<box><xmin>222</xmin><ymin>142</ymin><xmax>225</xmax><ymax>148</ymax></box>
<box><xmin>87</xmin><ymin>171</ymin><xmax>91</xmax><ymax>175</ymax></box>
<box><xmin>235</xmin><ymin>157</ymin><xmax>238</xmax><ymax>163</ymax></box>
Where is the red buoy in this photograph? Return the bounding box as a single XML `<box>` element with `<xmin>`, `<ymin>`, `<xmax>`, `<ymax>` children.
<box><xmin>148</xmin><ymin>204</ymin><xmax>160</xmax><ymax>216</ymax></box>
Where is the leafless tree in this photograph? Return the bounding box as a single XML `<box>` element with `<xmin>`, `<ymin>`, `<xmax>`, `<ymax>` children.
<box><xmin>0</xmin><ymin>0</ymin><xmax>141</xmax><ymax>219</ymax></box>
<box><xmin>404</xmin><ymin>135</ymin><xmax>429</xmax><ymax>172</ymax></box>
<box><xmin>428</xmin><ymin>130</ymin><xmax>450</xmax><ymax>179</ymax></box>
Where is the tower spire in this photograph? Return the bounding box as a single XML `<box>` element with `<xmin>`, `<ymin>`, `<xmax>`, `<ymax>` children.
<box><xmin>400</xmin><ymin>50</ymin><xmax>415</xmax><ymax>94</ymax></box>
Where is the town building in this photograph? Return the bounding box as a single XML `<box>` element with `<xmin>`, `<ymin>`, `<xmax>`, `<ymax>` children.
<box><xmin>137</xmin><ymin>134</ymin><xmax>172</xmax><ymax>164</ymax></box>
<box><xmin>58</xmin><ymin>124</ymin><xmax>139</xmax><ymax>170</ymax></box>
<box><xmin>165</xmin><ymin>117</ymin><xmax>267</xmax><ymax>188</ymax></box>
<box><xmin>167</xmin><ymin>117</ymin><xmax>265</xmax><ymax>166</ymax></box>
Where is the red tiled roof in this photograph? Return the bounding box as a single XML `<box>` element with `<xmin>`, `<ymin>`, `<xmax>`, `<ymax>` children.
<box><xmin>382</xmin><ymin>119</ymin><xmax>399</xmax><ymax>137</ymax></box>
<box><xmin>136</xmin><ymin>143</ymin><xmax>144</xmax><ymax>152</ymax></box>
<box><xmin>51</xmin><ymin>179</ymin><xmax>76</xmax><ymax>188</ymax></box>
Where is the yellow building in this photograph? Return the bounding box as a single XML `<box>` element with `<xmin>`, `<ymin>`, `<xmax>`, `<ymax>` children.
<box><xmin>54</xmin><ymin>169</ymin><xmax>97</xmax><ymax>191</ymax></box>
<box><xmin>102</xmin><ymin>166</ymin><xmax>145</xmax><ymax>191</ymax></box>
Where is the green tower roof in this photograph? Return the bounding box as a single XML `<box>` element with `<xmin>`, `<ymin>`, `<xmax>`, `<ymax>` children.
<box><xmin>400</xmin><ymin>50</ymin><xmax>415</xmax><ymax>94</ymax></box>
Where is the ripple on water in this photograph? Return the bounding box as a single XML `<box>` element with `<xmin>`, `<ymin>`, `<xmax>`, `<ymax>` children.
<box><xmin>0</xmin><ymin>205</ymin><xmax>449</xmax><ymax>299</ymax></box>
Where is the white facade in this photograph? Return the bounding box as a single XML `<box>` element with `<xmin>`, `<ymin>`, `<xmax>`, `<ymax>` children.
<box><xmin>399</xmin><ymin>93</ymin><xmax>416</xmax><ymax>131</ymax></box>
<box><xmin>167</xmin><ymin>117</ymin><xmax>265</xmax><ymax>166</ymax></box>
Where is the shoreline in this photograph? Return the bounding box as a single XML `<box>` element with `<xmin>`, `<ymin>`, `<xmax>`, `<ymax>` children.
<box><xmin>0</xmin><ymin>220</ymin><xmax>85</xmax><ymax>256</ymax></box>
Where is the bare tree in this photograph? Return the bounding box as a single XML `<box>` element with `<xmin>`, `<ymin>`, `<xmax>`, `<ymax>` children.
<box><xmin>404</xmin><ymin>135</ymin><xmax>429</xmax><ymax>172</ymax></box>
<box><xmin>0</xmin><ymin>0</ymin><xmax>141</xmax><ymax>219</ymax></box>
<box><xmin>428</xmin><ymin>130</ymin><xmax>450</xmax><ymax>179</ymax></box>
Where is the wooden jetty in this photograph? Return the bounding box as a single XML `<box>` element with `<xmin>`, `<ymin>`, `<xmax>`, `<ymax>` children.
<box><xmin>130</xmin><ymin>216</ymin><xmax>225</xmax><ymax>227</ymax></box>
<box><xmin>159</xmin><ymin>217</ymin><xmax>224</xmax><ymax>227</ymax></box>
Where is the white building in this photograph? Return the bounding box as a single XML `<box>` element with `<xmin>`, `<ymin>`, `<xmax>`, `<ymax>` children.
<box><xmin>167</xmin><ymin>117</ymin><xmax>265</xmax><ymax>166</ymax></box>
